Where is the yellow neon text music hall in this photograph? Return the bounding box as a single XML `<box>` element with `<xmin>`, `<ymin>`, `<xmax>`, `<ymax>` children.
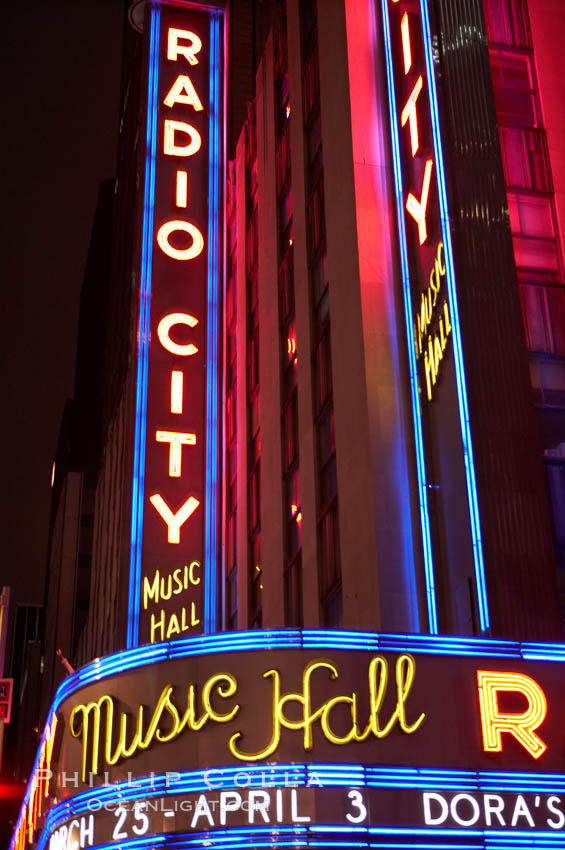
<box><xmin>69</xmin><ymin>655</ymin><xmax>425</xmax><ymax>780</ymax></box>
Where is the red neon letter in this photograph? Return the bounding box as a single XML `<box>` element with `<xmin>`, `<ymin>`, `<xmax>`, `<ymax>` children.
<box><xmin>157</xmin><ymin>220</ymin><xmax>204</xmax><ymax>261</ymax></box>
<box><xmin>401</xmin><ymin>75</ymin><xmax>423</xmax><ymax>156</ymax></box>
<box><xmin>164</xmin><ymin>120</ymin><xmax>201</xmax><ymax>157</ymax></box>
<box><xmin>406</xmin><ymin>159</ymin><xmax>433</xmax><ymax>244</ymax></box>
<box><xmin>157</xmin><ymin>313</ymin><xmax>198</xmax><ymax>356</ymax></box>
<box><xmin>477</xmin><ymin>670</ymin><xmax>548</xmax><ymax>760</ymax></box>
<box><xmin>167</xmin><ymin>28</ymin><xmax>202</xmax><ymax>65</ymax></box>
<box><xmin>156</xmin><ymin>430</ymin><xmax>196</xmax><ymax>477</ymax></box>
<box><xmin>163</xmin><ymin>75</ymin><xmax>203</xmax><ymax>111</ymax></box>
<box><xmin>149</xmin><ymin>494</ymin><xmax>200</xmax><ymax>543</ymax></box>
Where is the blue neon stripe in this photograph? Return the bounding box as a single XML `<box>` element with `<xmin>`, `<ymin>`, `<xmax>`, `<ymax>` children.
<box><xmin>30</xmin><ymin>629</ymin><xmax>565</xmax><ymax>715</ymax></box>
<box><xmin>417</xmin><ymin>0</ymin><xmax>490</xmax><ymax>632</ymax></box>
<box><xmin>127</xmin><ymin>6</ymin><xmax>160</xmax><ymax>648</ymax></box>
<box><xmin>35</xmin><ymin>814</ymin><xmax>565</xmax><ymax>850</ymax></box>
<box><xmin>205</xmin><ymin>13</ymin><xmax>221</xmax><ymax>632</ymax></box>
<box><xmin>380</xmin><ymin>0</ymin><xmax>437</xmax><ymax>634</ymax></box>
<box><xmin>34</xmin><ymin>760</ymin><xmax>565</xmax><ymax>849</ymax></box>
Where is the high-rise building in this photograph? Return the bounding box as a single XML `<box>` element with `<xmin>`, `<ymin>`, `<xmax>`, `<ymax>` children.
<box><xmin>11</xmin><ymin>1</ymin><xmax>565</xmax><ymax>849</ymax></box>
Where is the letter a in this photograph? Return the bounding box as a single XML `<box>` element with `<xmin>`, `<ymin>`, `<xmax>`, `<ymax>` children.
<box><xmin>163</xmin><ymin>75</ymin><xmax>203</xmax><ymax>111</ymax></box>
<box><xmin>477</xmin><ymin>670</ymin><xmax>548</xmax><ymax>759</ymax></box>
<box><xmin>150</xmin><ymin>494</ymin><xmax>200</xmax><ymax>543</ymax></box>
<box><xmin>406</xmin><ymin>159</ymin><xmax>433</xmax><ymax>244</ymax></box>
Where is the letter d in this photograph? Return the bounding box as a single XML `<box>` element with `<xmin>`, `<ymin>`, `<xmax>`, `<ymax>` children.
<box><xmin>423</xmin><ymin>792</ymin><xmax>449</xmax><ymax>825</ymax></box>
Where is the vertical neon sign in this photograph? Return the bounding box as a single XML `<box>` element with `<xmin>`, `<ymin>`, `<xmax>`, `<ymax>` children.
<box><xmin>129</xmin><ymin>2</ymin><xmax>223</xmax><ymax>647</ymax></box>
<box><xmin>381</xmin><ymin>0</ymin><xmax>489</xmax><ymax>634</ymax></box>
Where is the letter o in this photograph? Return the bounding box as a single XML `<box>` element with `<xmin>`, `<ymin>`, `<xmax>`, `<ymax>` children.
<box><xmin>450</xmin><ymin>794</ymin><xmax>480</xmax><ymax>826</ymax></box>
<box><xmin>157</xmin><ymin>313</ymin><xmax>199</xmax><ymax>356</ymax></box>
<box><xmin>234</xmin><ymin>772</ymin><xmax>251</xmax><ymax>788</ymax></box>
<box><xmin>157</xmin><ymin>220</ymin><xmax>204</xmax><ymax>260</ymax></box>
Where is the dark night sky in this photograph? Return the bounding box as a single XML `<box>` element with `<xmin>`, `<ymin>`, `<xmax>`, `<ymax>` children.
<box><xmin>0</xmin><ymin>1</ymin><xmax>124</xmax><ymax>614</ymax></box>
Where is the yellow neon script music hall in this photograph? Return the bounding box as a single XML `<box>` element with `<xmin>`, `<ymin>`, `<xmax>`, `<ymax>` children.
<box><xmin>70</xmin><ymin>655</ymin><xmax>425</xmax><ymax>780</ymax></box>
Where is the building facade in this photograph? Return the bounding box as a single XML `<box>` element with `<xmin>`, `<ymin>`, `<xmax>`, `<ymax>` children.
<box><xmin>10</xmin><ymin>0</ymin><xmax>565</xmax><ymax>848</ymax></box>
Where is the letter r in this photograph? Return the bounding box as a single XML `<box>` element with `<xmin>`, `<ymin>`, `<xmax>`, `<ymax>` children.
<box><xmin>167</xmin><ymin>28</ymin><xmax>202</xmax><ymax>65</ymax></box>
<box><xmin>477</xmin><ymin>670</ymin><xmax>548</xmax><ymax>759</ymax></box>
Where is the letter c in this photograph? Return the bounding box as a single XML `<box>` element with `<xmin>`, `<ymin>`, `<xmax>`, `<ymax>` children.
<box><xmin>189</xmin><ymin>560</ymin><xmax>201</xmax><ymax>585</ymax></box>
<box><xmin>157</xmin><ymin>313</ymin><xmax>198</xmax><ymax>356</ymax></box>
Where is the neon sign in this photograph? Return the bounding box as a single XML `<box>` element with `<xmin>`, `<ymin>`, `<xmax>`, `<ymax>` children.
<box><xmin>69</xmin><ymin>655</ymin><xmax>424</xmax><ymax>779</ymax></box>
<box><xmin>129</xmin><ymin>2</ymin><xmax>223</xmax><ymax>646</ymax></box>
<box><xmin>11</xmin><ymin>631</ymin><xmax>565</xmax><ymax>850</ymax></box>
<box><xmin>381</xmin><ymin>0</ymin><xmax>488</xmax><ymax>634</ymax></box>
<box><xmin>477</xmin><ymin>670</ymin><xmax>548</xmax><ymax>759</ymax></box>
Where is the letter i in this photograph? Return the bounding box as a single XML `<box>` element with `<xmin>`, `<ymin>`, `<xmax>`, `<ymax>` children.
<box><xmin>176</xmin><ymin>171</ymin><xmax>188</xmax><ymax>207</ymax></box>
<box><xmin>401</xmin><ymin>13</ymin><xmax>412</xmax><ymax>74</ymax></box>
<box><xmin>171</xmin><ymin>370</ymin><xmax>183</xmax><ymax>414</ymax></box>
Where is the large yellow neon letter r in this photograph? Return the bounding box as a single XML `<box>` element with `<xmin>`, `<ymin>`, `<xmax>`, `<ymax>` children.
<box><xmin>477</xmin><ymin>670</ymin><xmax>548</xmax><ymax>759</ymax></box>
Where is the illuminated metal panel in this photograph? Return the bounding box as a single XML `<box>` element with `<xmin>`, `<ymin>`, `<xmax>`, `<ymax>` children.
<box><xmin>417</xmin><ymin>0</ymin><xmax>488</xmax><ymax>633</ymax></box>
<box><xmin>380</xmin><ymin>0</ymin><xmax>489</xmax><ymax>633</ymax></box>
<box><xmin>128</xmin><ymin>2</ymin><xmax>224</xmax><ymax>647</ymax></box>
<box><xmin>380</xmin><ymin>0</ymin><xmax>437</xmax><ymax>634</ymax></box>
<box><xmin>129</xmin><ymin>5</ymin><xmax>161</xmax><ymax>649</ymax></box>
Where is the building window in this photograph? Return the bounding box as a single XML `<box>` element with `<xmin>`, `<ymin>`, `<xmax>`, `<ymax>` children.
<box><xmin>520</xmin><ymin>283</ymin><xmax>565</xmax><ymax>355</ymax></box>
<box><xmin>276</xmin><ymin>121</ymin><xmax>291</xmax><ymax>193</ymax></box>
<box><xmin>244</xmin><ymin>104</ymin><xmax>262</xmax><ymax>630</ymax></box>
<box><xmin>284</xmin><ymin>552</ymin><xmax>303</xmax><ymax>627</ymax></box>
<box><xmin>299</xmin><ymin>0</ymin><xmax>342</xmax><ymax>626</ymax></box>
<box><xmin>279</xmin><ymin>247</ymin><xmax>294</xmax><ymax>320</ymax></box>
<box><xmin>544</xmin><ymin>459</ymin><xmax>565</xmax><ymax>613</ymax></box>
<box><xmin>499</xmin><ymin>127</ymin><xmax>551</xmax><ymax>192</ymax></box>
<box><xmin>319</xmin><ymin>503</ymin><xmax>341</xmax><ymax>626</ymax></box>
<box><xmin>249</xmin><ymin>533</ymin><xmax>262</xmax><ymax>628</ymax></box>
<box><xmin>490</xmin><ymin>50</ymin><xmax>538</xmax><ymax>127</ymax></box>
<box><xmin>276</xmin><ymin>5</ymin><xmax>303</xmax><ymax>627</ymax></box>
<box><xmin>302</xmin><ymin>42</ymin><xmax>320</xmax><ymax>123</ymax></box>
<box><xmin>483</xmin><ymin>0</ymin><xmax>531</xmax><ymax>48</ymax></box>
<box><xmin>484</xmin><ymin>0</ymin><xmax>565</xmax><ymax>614</ymax></box>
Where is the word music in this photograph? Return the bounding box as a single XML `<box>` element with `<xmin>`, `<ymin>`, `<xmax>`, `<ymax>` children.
<box><xmin>414</xmin><ymin>242</ymin><xmax>452</xmax><ymax>400</ymax></box>
<box><xmin>144</xmin><ymin>563</ymin><xmax>201</xmax><ymax>641</ymax></box>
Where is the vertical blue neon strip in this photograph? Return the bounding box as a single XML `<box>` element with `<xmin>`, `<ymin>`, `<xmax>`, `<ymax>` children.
<box><xmin>380</xmin><ymin>0</ymin><xmax>438</xmax><ymax>634</ymax></box>
<box><xmin>204</xmin><ymin>13</ymin><xmax>221</xmax><ymax>632</ymax></box>
<box><xmin>128</xmin><ymin>7</ymin><xmax>160</xmax><ymax>648</ymax></box>
<box><xmin>418</xmin><ymin>0</ymin><xmax>490</xmax><ymax>633</ymax></box>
